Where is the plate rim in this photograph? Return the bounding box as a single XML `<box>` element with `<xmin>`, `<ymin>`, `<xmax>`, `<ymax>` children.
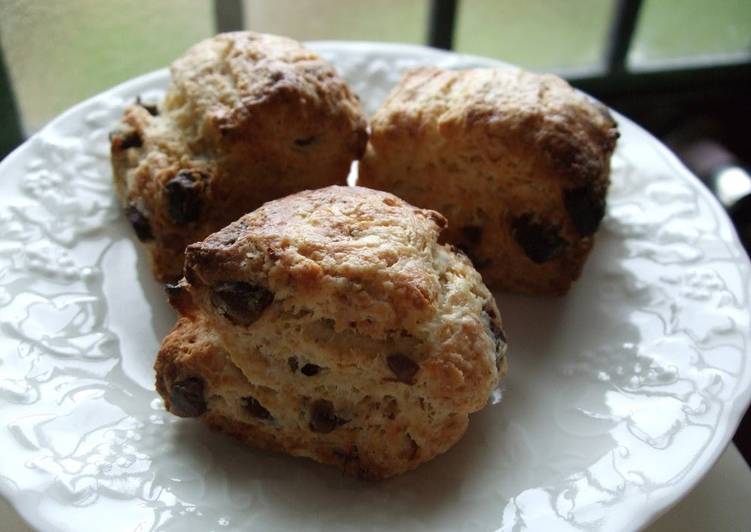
<box><xmin>0</xmin><ymin>40</ymin><xmax>749</xmax><ymax>532</ymax></box>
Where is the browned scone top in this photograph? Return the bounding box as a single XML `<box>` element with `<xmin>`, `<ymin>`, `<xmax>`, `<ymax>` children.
<box><xmin>185</xmin><ymin>185</ymin><xmax>449</xmax><ymax>335</ymax></box>
<box><xmin>111</xmin><ymin>32</ymin><xmax>368</xmax><ymax>283</ymax></box>
<box><xmin>158</xmin><ymin>186</ymin><xmax>508</xmax><ymax>479</ymax></box>
<box><xmin>358</xmin><ymin>67</ymin><xmax>619</xmax><ymax>295</ymax></box>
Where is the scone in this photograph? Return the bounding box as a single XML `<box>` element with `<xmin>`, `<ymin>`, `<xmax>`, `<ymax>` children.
<box><xmin>111</xmin><ymin>32</ymin><xmax>368</xmax><ymax>282</ymax></box>
<box><xmin>358</xmin><ymin>67</ymin><xmax>619</xmax><ymax>295</ymax></box>
<box><xmin>156</xmin><ymin>186</ymin><xmax>508</xmax><ymax>479</ymax></box>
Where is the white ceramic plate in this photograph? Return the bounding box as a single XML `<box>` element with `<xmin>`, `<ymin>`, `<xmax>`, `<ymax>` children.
<box><xmin>0</xmin><ymin>42</ymin><xmax>750</xmax><ymax>532</ymax></box>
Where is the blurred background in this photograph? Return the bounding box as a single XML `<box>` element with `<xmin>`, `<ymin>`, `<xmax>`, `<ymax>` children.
<box><xmin>1</xmin><ymin>0</ymin><xmax>749</xmax><ymax>134</ymax></box>
<box><xmin>0</xmin><ymin>0</ymin><xmax>750</xmax><ymax>458</ymax></box>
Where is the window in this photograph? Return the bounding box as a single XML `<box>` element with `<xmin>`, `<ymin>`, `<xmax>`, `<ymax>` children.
<box><xmin>242</xmin><ymin>0</ymin><xmax>429</xmax><ymax>45</ymax></box>
<box><xmin>1</xmin><ymin>0</ymin><xmax>750</xmax><ymax>157</ymax></box>
<box><xmin>455</xmin><ymin>0</ymin><xmax>614</xmax><ymax>73</ymax></box>
<box><xmin>0</xmin><ymin>0</ymin><xmax>213</xmax><ymax>132</ymax></box>
<box><xmin>630</xmin><ymin>0</ymin><xmax>751</xmax><ymax>68</ymax></box>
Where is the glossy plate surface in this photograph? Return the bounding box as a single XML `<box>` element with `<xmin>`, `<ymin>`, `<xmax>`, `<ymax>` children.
<box><xmin>0</xmin><ymin>42</ymin><xmax>749</xmax><ymax>532</ymax></box>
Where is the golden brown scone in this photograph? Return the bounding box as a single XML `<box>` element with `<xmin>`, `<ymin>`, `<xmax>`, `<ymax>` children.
<box><xmin>157</xmin><ymin>186</ymin><xmax>507</xmax><ymax>479</ymax></box>
<box><xmin>111</xmin><ymin>32</ymin><xmax>368</xmax><ymax>283</ymax></box>
<box><xmin>358</xmin><ymin>67</ymin><xmax>619</xmax><ymax>295</ymax></box>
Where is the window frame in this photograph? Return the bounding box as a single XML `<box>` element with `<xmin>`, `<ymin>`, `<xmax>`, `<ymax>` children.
<box><xmin>2</xmin><ymin>0</ymin><xmax>749</xmax><ymax>159</ymax></box>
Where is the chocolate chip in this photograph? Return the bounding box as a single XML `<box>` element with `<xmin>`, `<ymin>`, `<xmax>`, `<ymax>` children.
<box><xmin>165</xmin><ymin>281</ymin><xmax>193</xmax><ymax>315</ymax></box>
<box><xmin>564</xmin><ymin>186</ymin><xmax>605</xmax><ymax>236</ymax></box>
<box><xmin>309</xmin><ymin>399</ymin><xmax>346</xmax><ymax>433</ymax></box>
<box><xmin>288</xmin><ymin>356</ymin><xmax>299</xmax><ymax>373</ymax></box>
<box><xmin>511</xmin><ymin>214</ymin><xmax>565</xmax><ymax>263</ymax></box>
<box><xmin>387</xmin><ymin>354</ymin><xmax>419</xmax><ymax>384</ymax></box>
<box><xmin>164</xmin><ymin>283</ymin><xmax>191</xmax><ymax>314</ymax></box>
<box><xmin>170</xmin><ymin>377</ymin><xmax>206</xmax><ymax>417</ymax></box>
<box><xmin>165</xmin><ymin>171</ymin><xmax>205</xmax><ymax>225</ymax></box>
<box><xmin>483</xmin><ymin>303</ymin><xmax>507</xmax><ymax>344</ymax></box>
<box><xmin>429</xmin><ymin>211</ymin><xmax>448</xmax><ymax>229</ymax></box>
<box><xmin>301</xmin><ymin>363</ymin><xmax>321</xmax><ymax>376</ymax></box>
<box><xmin>211</xmin><ymin>282</ymin><xmax>273</xmax><ymax>326</ymax></box>
<box><xmin>184</xmin><ymin>264</ymin><xmax>199</xmax><ymax>286</ymax></box>
<box><xmin>461</xmin><ymin>225</ymin><xmax>483</xmax><ymax>245</ymax></box>
<box><xmin>165</xmin><ymin>283</ymin><xmax>182</xmax><ymax>300</ymax></box>
<box><xmin>136</xmin><ymin>96</ymin><xmax>159</xmax><ymax>116</ymax></box>
<box><xmin>110</xmin><ymin>128</ymin><xmax>142</xmax><ymax>150</ymax></box>
<box><xmin>125</xmin><ymin>204</ymin><xmax>153</xmax><ymax>241</ymax></box>
<box><xmin>383</xmin><ymin>396</ymin><xmax>398</xmax><ymax>420</ymax></box>
<box><xmin>493</xmin><ymin>323</ymin><xmax>507</xmax><ymax>345</ymax></box>
<box><xmin>270</xmin><ymin>70</ymin><xmax>284</xmax><ymax>83</ymax></box>
<box><xmin>405</xmin><ymin>433</ymin><xmax>419</xmax><ymax>460</ymax></box>
<box><xmin>242</xmin><ymin>396</ymin><xmax>272</xmax><ymax>420</ymax></box>
<box><xmin>483</xmin><ymin>303</ymin><xmax>507</xmax><ymax>372</ymax></box>
<box><xmin>294</xmin><ymin>136</ymin><xmax>316</xmax><ymax>147</ymax></box>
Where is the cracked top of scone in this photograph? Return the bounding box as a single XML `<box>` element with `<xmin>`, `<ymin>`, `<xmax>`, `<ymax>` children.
<box><xmin>369</xmin><ymin>67</ymin><xmax>618</xmax><ymax>190</ymax></box>
<box><xmin>178</xmin><ymin>186</ymin><xmax>506</xmax><ymax>410</ymax></box>
<box><xmin>164</xmin><ymin>31</ymin><xmax>366</xmax><ymax>147</ymax></box>
<box><xmin>183</xmin><ymin>185</ymin><xmax>456</xmax><ymax>332</ymax></box>
<box><xmin>110</xmin><ymin>32</ymin><xmax>368</xmax><ymax>282</ymax></box>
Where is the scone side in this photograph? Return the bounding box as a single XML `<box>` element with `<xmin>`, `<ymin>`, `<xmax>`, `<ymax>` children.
<box><xmin>111</xmin><ymin>31</ymin><xmax>369</xmax><ymax>283</ymax></box>
<box><xmin>201</xmin><ymin>409</ymin><xmax>469</xmax><ymax>480</ymax></box>
<box><xmin>159</xmin><ymin>187</ymin><xmax>507</xmax><ymax>478</ymax></box>
<box><xmin>359</xmin><ymin>67</ymin><xmax>619</xmax><ymax>295</ymax></box>
<box><xmin>180</xmin><ymin>187</ymin><xmax>504</xmax><ymax>414</ymax></box>
<box><xmin>156</xmin><ymin>317</ymin><xmax>475</xmax><ymax>479</ymax></box>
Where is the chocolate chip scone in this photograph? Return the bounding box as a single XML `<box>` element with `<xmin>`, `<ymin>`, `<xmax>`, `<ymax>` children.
<box><xmin>358</xmin><ymin>67</ymin><xmax>619</xmax><ymax>295</ymax></box>
<box><xmin>156</xmin><ymin>186</ymin><xmax>507</xmax><ymax>479</ymax></box>
<box><xmin>111</xmin><ymin>32</ymin><xmax>368</xmax><ymax>283</ymax></box>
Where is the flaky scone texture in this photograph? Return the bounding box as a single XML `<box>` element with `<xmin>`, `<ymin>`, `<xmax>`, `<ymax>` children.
<box><xmin>111</xmin><ymin>32</ymin><xmax>368</xmax><ymax>282</ymax></box>
<box><xmin>158</xmin><ymin>186</ymin><xmax>507</xmax><ymax>479</ymax></box>
<box><xmin>358</xmin><ymin>67</ymin><xmax>619</xmax><ymax>295</ymax></box>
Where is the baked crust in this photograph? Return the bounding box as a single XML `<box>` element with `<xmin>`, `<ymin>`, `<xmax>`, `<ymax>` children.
<box><xmin>358</xmin><ymin>67</ymin><xmax>618</xmax><ymax>295</ymax></box>
<box><xmin>111</xmin><ymin>32</ymin><xmax>368</xmax><ymax>282</ymax></box>
<box><xmin>157</xmin><ymin>186</ymin><xmax>508</xmax><ymax>479</ymax></box>
<box><xmin>156</xmin><ymin>316</ymin><xmax>499</xmax><ymax>480</ymax></box>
